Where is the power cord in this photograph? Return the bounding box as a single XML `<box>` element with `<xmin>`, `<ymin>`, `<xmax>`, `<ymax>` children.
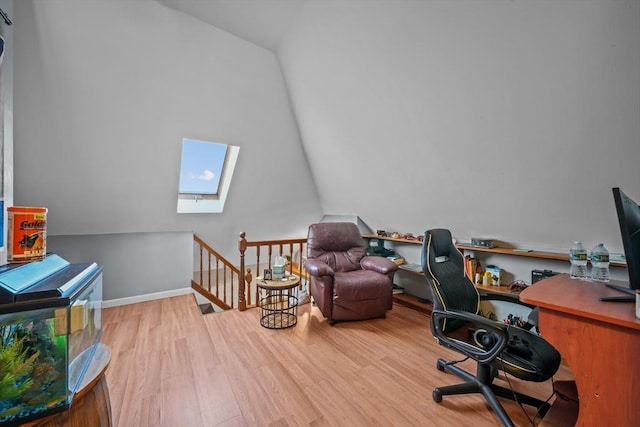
<box><xmin>553</xmin><ymin>377</ymin><xmax>578</xmax><ymax>404</ymax></box>
<box><xmin>444</xmin><ymin>356</ymin><xmax>470</xmax><ymax>367</ymax></box>
<box><xmin>497</xmin><ymin>328</ymin><xmax>556</xmax><ymax>426</ymax></box>
<box><xmin>498</xmin><ymin>360</ymin><xmax>547</xmax><ymax>426</ymax></box>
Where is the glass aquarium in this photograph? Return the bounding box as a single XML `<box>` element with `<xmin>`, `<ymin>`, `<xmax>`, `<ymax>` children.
<box><xmin>0</xmin><ymin>258</ymin><xmax>102</xmax><ymax>425</ymax></box>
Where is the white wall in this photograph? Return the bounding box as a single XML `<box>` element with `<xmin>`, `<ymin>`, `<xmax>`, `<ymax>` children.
<box><xmin>14</xmin><ymin>0</ymin><xmax>321</xmax><ymax>250</ymax></box>
<box><xmin>48</xmin><ymin>232</ymin><xmax>192</xmax><ymax>301</ymax></box>
<box><xmin>279</xmin><ymin>0</ymin><xmax>640</xmax><ymax>256</ymax></box>
<box><xmin>12</xmin><ymin>0</ymin><xmax>321</xmax><ymax>299</ymax></box>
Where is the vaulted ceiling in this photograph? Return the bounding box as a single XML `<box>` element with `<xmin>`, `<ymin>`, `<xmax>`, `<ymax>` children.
<box><xmin>154</xmin><ymin>0</ymin><xmax>306</xmax><ymax>51</ymax></box>
<box><xmin>150</xmin><ymin>0</ymin><xmax>639</xmax><ymax>251</ymax></box>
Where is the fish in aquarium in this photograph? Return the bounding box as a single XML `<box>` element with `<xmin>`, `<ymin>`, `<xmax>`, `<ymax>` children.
<box><xmin>0</xmin><ymin>311</ymin><xmax>68</xmax><ymax>424</ymax></box>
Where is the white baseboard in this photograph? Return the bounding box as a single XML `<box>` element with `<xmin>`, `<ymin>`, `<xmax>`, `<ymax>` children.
<box><xmin>103</xmin><ymin>287</ymin><xmax>194</xmax><ymax>308</ymax></box>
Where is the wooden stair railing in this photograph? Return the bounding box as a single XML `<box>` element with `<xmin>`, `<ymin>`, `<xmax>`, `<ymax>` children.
<box><xmin>192</xmin><ymin>234</ymin><xmax>240</xmax><ymax>310</ymax></box>
<box><xmin>192</xmin><ymin>233</ymin><xmax>308</xmax><ymax>311</ymax></box>
<box><xmin>238</xmin><ymin>232</ymin><xmax>308</xmax><ymax>311</ymax></box>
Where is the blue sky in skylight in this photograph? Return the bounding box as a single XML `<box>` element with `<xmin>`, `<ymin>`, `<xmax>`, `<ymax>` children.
<box><xmin>179</xmin><ymin>139</ymin><xmax>227</xmax><ymax>194</ymax></box>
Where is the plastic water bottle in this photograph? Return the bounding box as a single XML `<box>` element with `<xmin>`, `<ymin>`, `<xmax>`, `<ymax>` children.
<box><xmin>590</xmin><ymin>243</ymin><xmax>610</xmax><ymax>283</ymax></box>
<box><xmin>569</xmin><ymin>241</ymin><xmax>588</xmax><ymax>280</ymax></box>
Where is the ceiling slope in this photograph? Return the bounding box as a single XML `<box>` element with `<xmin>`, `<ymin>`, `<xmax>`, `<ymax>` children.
<box><xmin>154</xmin><ymin>0</ymin><xmax>306</xmax><ymax>51</ymax></box>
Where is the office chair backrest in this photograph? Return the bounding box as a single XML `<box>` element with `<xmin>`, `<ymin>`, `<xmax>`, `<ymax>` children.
<box><xmin>307</xmin><ymin>222</ymin><xmax>366</xmax><ymax>273</ymax></box>
<box><xmin>422</xmin><ymin>229</ymin><xmax>481</xmax><ymax>330</ymax></box>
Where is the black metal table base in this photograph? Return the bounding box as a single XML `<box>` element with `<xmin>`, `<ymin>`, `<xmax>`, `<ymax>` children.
<box><xmin>259</xmin><ymin>290</ymin><xmax>298</xmax><ymax>329</ymax></box>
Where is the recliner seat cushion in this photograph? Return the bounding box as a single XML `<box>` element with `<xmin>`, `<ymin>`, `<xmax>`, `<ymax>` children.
<box><xmin>334</xmin><ymin>270</ymin><xmax>391</xmax><ymax>301</ymax></box>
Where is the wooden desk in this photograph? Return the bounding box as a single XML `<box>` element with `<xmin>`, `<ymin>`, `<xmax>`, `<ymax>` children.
<box><xmin>520</xmin><ymin>275</ymin><xmax>640</xmax><ymax>426</ymax></box>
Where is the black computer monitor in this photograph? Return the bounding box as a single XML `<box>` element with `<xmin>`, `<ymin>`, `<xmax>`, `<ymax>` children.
<box><xmin>602</xmin><ymin>187</ymin><xmax>640</xmax><ymax>302</ymax></box>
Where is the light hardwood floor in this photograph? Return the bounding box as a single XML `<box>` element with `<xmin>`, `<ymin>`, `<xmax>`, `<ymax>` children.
<box><xmin>101</xmin><ymin>295</ymin><xmax>572</xmax><ymax>427</ymax></box>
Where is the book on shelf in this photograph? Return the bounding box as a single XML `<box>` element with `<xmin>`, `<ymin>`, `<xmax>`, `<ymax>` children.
<box><xmin>464</xmin><ymin>255</ymin><xmax>483</xmax><ymax>284</ymax></box>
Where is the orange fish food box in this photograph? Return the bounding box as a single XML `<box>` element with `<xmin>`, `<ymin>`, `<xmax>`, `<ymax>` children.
<box><xmin>7</xmin><ymin>206</ymin><xmax>48</xmax><ymax>262</ymax></box>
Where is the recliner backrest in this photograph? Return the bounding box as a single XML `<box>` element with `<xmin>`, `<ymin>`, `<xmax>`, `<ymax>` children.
<box><xmin>307</xmin><ymin>222</ymin><xmax>365</xmax><ymax>272</ymax></box>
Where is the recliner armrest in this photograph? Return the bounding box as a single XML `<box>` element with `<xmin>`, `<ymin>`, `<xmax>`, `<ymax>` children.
<box><xmin>360</xmin><ymin>256</ymin><xmax>399</xmax><ymax>275</ymax></box>
<box><xmin>431</xmin><ymin>309</ymin><xmax>509</xmax><ymax>364</ymax></box>
<box><xmin>304</xmin><ymin>259</ymin><xmax>335</xmax><ymax>277</ymax></box>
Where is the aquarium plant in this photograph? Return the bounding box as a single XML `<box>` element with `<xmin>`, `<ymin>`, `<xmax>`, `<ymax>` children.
<box><xmin>0</xmin><ymin>316</ymin><xmax>68</xmax><ymax>423</ymax></box>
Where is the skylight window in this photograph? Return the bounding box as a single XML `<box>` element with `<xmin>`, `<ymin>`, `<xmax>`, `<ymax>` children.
<box><xmin>179</xmin><ymin>139</ymin><xmax>227</xmax><ymax>196</ymax></box>
<box><xmin>177</xmin><ymin>138</ymin><xmax>239</xmax><ymax>213</ymax></box>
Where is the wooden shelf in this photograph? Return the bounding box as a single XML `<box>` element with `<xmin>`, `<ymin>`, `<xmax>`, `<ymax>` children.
<box><xmin>455</xmin><ymin>244</ymin><xmax>627</xmax><ymax>268</ymax></box>
<box><xmin>393</xmin><ymin>293</ymin><xmax>432</xmax><ymax>314</ymax></box>
<box><xmin>475</xmin><ymin>284</ymin><xmax>521</xmax><ymax>297</ymax></box>
<box><xmin>362</xmin><ymin>234</ymin><xmax>422</xmax><ymax>245</ymax></box>
<box><xmin>397</xmin><ymin>263</ymin><xmax>422</xmax><ymax>276</ymax></box>
<box><xmin>366</xmin><ymin>233</ymin><xmax>628</xmax><ymax>315</ymax></box>
<box><xmin>363</xmin><ymin>235</ymin><xmax>627</xmax><ymax>268</ymax></box>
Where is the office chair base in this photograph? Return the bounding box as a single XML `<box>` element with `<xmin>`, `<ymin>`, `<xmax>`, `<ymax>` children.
<box><xmin>433</xmin><ymin>358</ymin><xmax>550</xmax><ymax>427</ymax></box>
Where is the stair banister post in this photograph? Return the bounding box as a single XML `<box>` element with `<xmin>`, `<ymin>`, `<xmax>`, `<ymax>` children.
<box><xmin>238</xmin><ymin>232</ymin><xmax>248</xmax><ymax>311</ymax></box>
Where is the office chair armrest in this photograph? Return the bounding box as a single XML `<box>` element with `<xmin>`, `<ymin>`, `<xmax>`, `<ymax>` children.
<box><xmin>303</xmin><ymin>259</ymin><xmax>335</xmax><ymax>277</ymax></box>
<box><xmin>360</xmin><ymin>256</ymin><xmax>399</xmax><ymax>274</ymax></box>
<box><xmin>479</xmin><ymin>292</ymin><xmax>536</xmax><ymax>310</ymax></box>
<box><xmin>431</xmin><ymin>309</ymin><xmax>509</xmax><ymax>364</ymax></box>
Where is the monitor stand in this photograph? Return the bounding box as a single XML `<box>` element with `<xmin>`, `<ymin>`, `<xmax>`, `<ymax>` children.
<box><xmin>599</xmin><ymin>283</ymin><xmax>635</xmax><ymax>302</ymax></box>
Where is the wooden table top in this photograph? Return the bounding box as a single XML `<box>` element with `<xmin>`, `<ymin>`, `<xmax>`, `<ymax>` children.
<box><xmin>257</xmin><ymin>275</ymin><xmax>300</xmax><ymax>290</ymax></box>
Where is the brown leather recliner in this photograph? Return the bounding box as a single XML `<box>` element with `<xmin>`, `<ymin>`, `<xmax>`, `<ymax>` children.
<box><xmin>304</xmin><ymin>222</ymin><xmax>399</xmax><ymax>325</ymax></box>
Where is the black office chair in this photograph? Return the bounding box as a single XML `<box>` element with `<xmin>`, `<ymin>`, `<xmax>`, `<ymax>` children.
<box><xmin>421</xmin><ymin>229</ymin><xmax>561</xmax><ymax>427</ymax></box>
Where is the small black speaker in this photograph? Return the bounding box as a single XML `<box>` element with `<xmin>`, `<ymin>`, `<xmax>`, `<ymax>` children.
<box><xmin>531</xmin><ymin>269</ymin><xmax>559</xmax><ymax>284</ymax></box>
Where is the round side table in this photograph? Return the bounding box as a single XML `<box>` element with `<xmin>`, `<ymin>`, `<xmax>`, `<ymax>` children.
<box><xmin>257</xmin><ymin>275</ymin><xmax>300</xmax><ymax>329</ymax></box>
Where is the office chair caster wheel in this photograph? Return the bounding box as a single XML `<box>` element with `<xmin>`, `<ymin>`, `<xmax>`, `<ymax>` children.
<box><xmin>433</xmin><ymin>389</ymin><xmax>443</xmax><ymax>402</ymax></box>
<box><xmin>436</xmin><ymin>359</ymin><xmax>446</xmax><ymax>372</ymax></box>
